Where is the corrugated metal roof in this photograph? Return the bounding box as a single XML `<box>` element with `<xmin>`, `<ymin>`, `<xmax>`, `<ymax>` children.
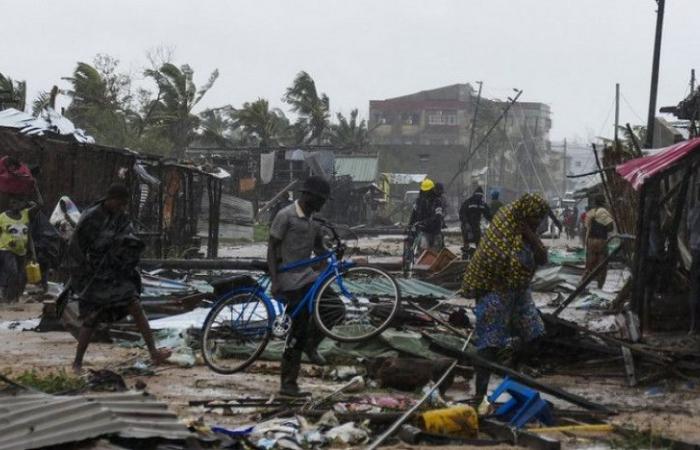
<box><xmin>334</xmin><ymin>157</ymin><xmax>379</xmax><ymax>183</ymax></box>
<box><xmin>342</xmin><ymin>277</ymin><xmax>454</xmax><ymax>299</ymax></box>
<box><xmin>0</xmin><ymin>391</ymin><xmax>195</xmax><ymax>450</ymax></box>
<box><xmin>0</xmin><ymin>107</ymin><xmax>95</xmax><ymax>143</ymax></box>
<box><xmin>617</xmin><ymin>137</ymin><xmax>700</xmax><ymax>190</ymax></box>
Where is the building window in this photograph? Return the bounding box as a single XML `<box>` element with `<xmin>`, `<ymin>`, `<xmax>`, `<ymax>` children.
<box><xmin>419</xmin><ymin>154</ymin><xmax>430</xmax><ymax>163</ymax></box>
<box><xmin>427</xmin><ymin>110</ymin><xmax>457</xmax><ymax>126</ymax></box>
<box><xmin>428</xmin><ymin>112</ymin><xmax>443</xmax><ymax>125</ymax></box>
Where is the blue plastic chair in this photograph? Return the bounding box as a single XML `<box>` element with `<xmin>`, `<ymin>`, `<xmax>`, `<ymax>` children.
<box><xmin>488</xmin><ymin>377</ymin><xmax>554</xmax><ymax>429</ymax></box>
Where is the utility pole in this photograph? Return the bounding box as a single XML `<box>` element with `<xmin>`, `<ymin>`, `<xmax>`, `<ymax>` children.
<box><xmin>691</xmin><ymin>69</ymin><xmax>696</xmax><ymax>92</ymax></box>
<box><xmin>614</xmin><ymin>83</ymin><xmax>620</xmax><ymax>145</ymax></box>
<box><xmin>463</xmin><ymin>82</ymin><xmax>483</xmax><ymax>191</ymax></box>
<box><xmin>562</xmin><ymin>138</ymin><xmax>568</xmax><ymax>195</ymax></box>
<box><xmin>645</xmin><ymin>0</ymin><xmax>666</xmax><ymax>149</ymax></box>
<box><xmin>691</xmin><ymin>69</ymin><xmax>698</xmax><ymax>138</ymax></box>
<box><xmin>448</xmin><ymin>89</ymin><xmax>522</xmax><ymax>189</ymax></box>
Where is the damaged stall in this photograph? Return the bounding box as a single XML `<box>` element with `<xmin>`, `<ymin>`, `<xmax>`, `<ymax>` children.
<box><xmin>618</xmin><ymin>137</ymin><xmax>700</xmax><ymax>333</ymax></box>
<box><xmin>0</xmin><ymin>126</ymin><xmax>226</xmax><ymax>259</ymax></box>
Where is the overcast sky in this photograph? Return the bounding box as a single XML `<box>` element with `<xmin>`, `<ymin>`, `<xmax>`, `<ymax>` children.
<box><xmin>2</xmin><ymin>0</ymin><xmax>698</xmax><ymax>142</ymax></box>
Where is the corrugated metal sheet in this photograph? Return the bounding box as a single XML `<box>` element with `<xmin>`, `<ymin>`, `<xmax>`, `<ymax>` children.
<box><xmin>335</xmin><ymin>157</ymin><xmax>379</xmax><ymax>183</ymax></box>
<box><xmin>616</xmin><ymin>137</ymin><xmax>700</xmax><ymax>190</ymax></box>
<box><xmin>342</xmin><ymin>277</ymin><xmax>454</xmax><ymax>299</ymax></box>
<box><xmin>0</xmin><ymin>107</ymin><xmax>94</xmax><ymax>143</ymax></box>
<box><xmin>0</xmin><ymin>391</ymin><xmax>194</xmax><ymax>450</ymax></box>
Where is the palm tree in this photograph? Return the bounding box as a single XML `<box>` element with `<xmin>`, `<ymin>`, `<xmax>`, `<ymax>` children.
<box><xmin>233</xmin><ymin>98</ymin><xmax>290</xmax><ymax>147</ymax></box>
<box><xmin>63</xmin><ymin>62</ymin><xmax>131</xmax><ymax>146</ymax></box>
<box><xmin>145</xmin><ymin>63</ymin><xmax>219</xmax><ymax>158</ymax></box>
<box><xmin>283</xmin><ymin>71</ymin><xmax>330</xmax><ymax>144</ymax></box>
<box><xmin>0</xmin><ymin>73</ymin><xmax>26</xmax><ymax>111</ymax></box>
<box><xmin>330</xmin><ymin>109</ymin><xmax>369</xmax><ymax>148</ymax></box>
<box><xmin>32</xmin><ymin>86</ymin><xmax>60</xmax><ymax>116</ymax></box>
<box><xmin>199</xmin><ymin>106</ymin><xmax>237</xmax><ymax>148</ymax></box>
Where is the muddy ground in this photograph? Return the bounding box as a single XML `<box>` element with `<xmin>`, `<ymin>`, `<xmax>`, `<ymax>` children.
<box><xmin>2</xmin><ymin>235</ymin><xmax>700</xmax><ymax>448</ymax></box>
<box><xmin>3</xmin><ymin>303</ymin><xmax>700</xmax><ymax>449</ymax></box>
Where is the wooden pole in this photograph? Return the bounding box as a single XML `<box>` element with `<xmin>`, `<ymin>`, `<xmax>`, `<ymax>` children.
<box><xmin>645</xmin><ymin>0</ymin><xmax>666</xmax><ymax>149</ymax></box>
<box><xmin>592</xmin><ymin>144</ymin><xmax>621</xmax><ymax>231</ymax></box>
<box><xmin>553</xmin><ymin>242</ymin><xmax>625</xmax><ymax>316</ymax></box>
<box><xmin>614</xmin><ymin>83</ymin><xmax>620</xmax><ymax>144</ymax></box>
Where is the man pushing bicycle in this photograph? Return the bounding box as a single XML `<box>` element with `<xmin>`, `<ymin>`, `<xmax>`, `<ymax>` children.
<box><xmin>267</xmin><ymin>176</ymin><xmax>343</xmax><ymax>397</ymax></box>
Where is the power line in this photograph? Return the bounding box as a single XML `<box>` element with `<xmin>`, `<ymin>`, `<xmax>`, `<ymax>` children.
<box><xmin>620</xmin><ymin>93</ymin><xmax>646</xmax><ymax>123</ymax></box>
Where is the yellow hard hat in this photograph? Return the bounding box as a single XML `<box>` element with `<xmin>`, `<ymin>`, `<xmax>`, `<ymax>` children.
<box><xmin>420</xmin><ymin>178</ymin><xmax>435</xmax><ymax>192</ymax></box>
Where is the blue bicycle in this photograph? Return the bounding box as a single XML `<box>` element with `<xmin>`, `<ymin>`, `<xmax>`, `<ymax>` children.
<box><xmin>200</xmin><ymin>221</ymin><xmax>402</xmax><ymax>374</ymax></box>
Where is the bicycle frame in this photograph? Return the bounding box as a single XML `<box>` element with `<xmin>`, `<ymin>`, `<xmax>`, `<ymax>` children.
<box><xmin>216</xmin><ymin>250</ymin><xmax>358</xmax><ymax>327</ymax></box>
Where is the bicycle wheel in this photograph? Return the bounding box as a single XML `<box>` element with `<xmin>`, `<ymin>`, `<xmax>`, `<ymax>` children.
<box><xmin>201</xmin><ymin>290</ymin><xmax>273</xmax><ymax>374</ymax></box>
<box><xmin>313</xmin><ymin>266</ymin><xmax>401</xmax><ymax>343</ymax></box>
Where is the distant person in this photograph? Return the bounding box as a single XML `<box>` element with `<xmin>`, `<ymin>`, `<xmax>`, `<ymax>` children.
<box><xmin>489</xmin><ymin>191</ymin><xmax>504</xmax><ymax>216</ymax></box>
<box><xmin>459</xmin><ymin>186</ymin><xmax>492</xmax><ymax>259</ymax></box>
<box><xmin>563</xmin><ymin>207</ymin><xmax>576</xmax><ymax>240</ymax></box>
<box><xmin>583</xmin><ymin>194</ymin><xmax>615</xmax><ymax>289</ymax></box>
<box><xmin>65</xmin><ymin>183</ymin><xmax>171</xmax><ymax>373</ymax></box>
<box><xmin>408</xmin><ymin>178</ymin><xmax>445</xmax><ymax>251</ymax></box>
<box><xmin>0</xmin><ymin>195</ymin><xmax>37</xmax><ymax>302</ymax></box>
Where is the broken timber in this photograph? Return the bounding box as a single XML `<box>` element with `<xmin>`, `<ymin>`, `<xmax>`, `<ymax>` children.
<box><xmin>424</xmin><ymin>334</ymin><xmax>615</xmax><ymax>414</ymax></box>
<box><xmin>552</xmin><ymin>237</ymin><xmax>629</xmax><ymax>316</ymax></box>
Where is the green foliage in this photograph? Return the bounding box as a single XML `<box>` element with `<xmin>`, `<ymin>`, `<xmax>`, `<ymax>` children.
<box><xmin>5</xmin><ymin>57</ymin><xmax>372</xmax><ymax>157</ymax></box>
<box><xmin>330</xmin><ymin>109</ymin><xmax>369</xmax><ymax>148</ymax></box>
<box><xmin>62</xmin><ymin>55</ymin><xmax>136</xmax><ymax>148</ymax></box>
<box><xmin>233</xmin><ymin>98</ymin><xmax>291</xmax><ymax>147</ymax></box>
<box><xmin>13</xmin><ymin>369</ymin><xmax>86</xmax><ymax>394</ymax></box>
<box><xmin>0</xmin><ymin>73</ymin><xmax>26</xmax><ymax>111</ymax></box>
<box><xmin>145</xmin><ymin>63</ymin><xmax>219</xmax><ymax>158</ymax></box>
<box><xmin>284</xmin><ymin>71</ymin><xmax>330</xmax><ymax>144</ymax></box>
<box><xmin>253</xmin><ymin>223</ymin><xmax>270</xmax><ymax>242</ymax></box>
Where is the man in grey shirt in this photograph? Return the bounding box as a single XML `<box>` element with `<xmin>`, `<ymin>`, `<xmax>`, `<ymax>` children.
<box><xmin>268</xmin><ymin>176</ymin><xmax>342</xmax><ymax>397</ymax></box>
<box><xmin>688</xmin><ymin>196</ymin><xmax>700</xmax><ymax>333</ymax></box>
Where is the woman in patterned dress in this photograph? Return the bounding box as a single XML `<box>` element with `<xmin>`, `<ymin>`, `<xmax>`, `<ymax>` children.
<box><xmin>461</xmin><ymin>193</ymin><xmax>551</xmax><ymax>411</ymax></box>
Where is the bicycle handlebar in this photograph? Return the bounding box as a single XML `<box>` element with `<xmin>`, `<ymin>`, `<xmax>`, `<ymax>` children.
<box><xmin>312</xmin><ymin>217</ymin><xmax>346</xmax><ymax>259</ymax></box>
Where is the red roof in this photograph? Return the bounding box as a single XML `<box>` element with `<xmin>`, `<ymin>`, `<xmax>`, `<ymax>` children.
<box><xmin>616</xmin><ymin>137</ymin><xmax>700</xmax><ymax>190</ymax></box>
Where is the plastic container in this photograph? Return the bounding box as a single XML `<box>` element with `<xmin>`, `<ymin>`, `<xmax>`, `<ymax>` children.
<box><xmin>25</xmin><ymin>261</ymin><xmax>42</xmax><ymax>284</ymax></box>
<box><xmin>420</xmin><ymin>405</ymin><xmax>478</xmax><ymax>437</ymax></box>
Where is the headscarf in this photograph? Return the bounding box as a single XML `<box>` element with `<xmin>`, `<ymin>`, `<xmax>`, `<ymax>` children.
<box><xmin>461</xmin><ymin>193</ymin><xmax>549</xmax><ymax>295</ymax></box>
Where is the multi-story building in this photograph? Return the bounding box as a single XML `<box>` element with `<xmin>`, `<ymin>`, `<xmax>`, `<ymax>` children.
<box><xmin>369</xmin><ymin>84</ymin><xmax>562</xmax><ymax>204</ymax></box>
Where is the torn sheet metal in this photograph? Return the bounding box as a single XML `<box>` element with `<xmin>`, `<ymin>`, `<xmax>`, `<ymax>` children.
<box><xmin>0</xmin><ymin>391</ymin><xmax>194</xmax><ymax>450</ymax></box>
<box><xmin>0</xmin><ymin>107</ymin><xmax>94</xmax><ymax>143</ymax></box>
<box><xmin>616</xmin><ymin>136</ymin><xmax>700</xmax><ymax>190</ymax></box>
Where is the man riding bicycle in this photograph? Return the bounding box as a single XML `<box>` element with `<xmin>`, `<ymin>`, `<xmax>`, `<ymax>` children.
<box><xmin>408</xmin><ymin>178</ymin><xmax>445</xmax><ymax>252</ymax></box>
<box><xmin>267</xmin><ymin>176</ymin><xmax>344</xmax><ymax>397</ymax></box>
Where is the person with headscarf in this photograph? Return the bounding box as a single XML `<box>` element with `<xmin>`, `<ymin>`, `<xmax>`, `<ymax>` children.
<box><xmin>461</xmin><ymin>193</ymin><xmax>550</xmax><ymax>413</ymax></box>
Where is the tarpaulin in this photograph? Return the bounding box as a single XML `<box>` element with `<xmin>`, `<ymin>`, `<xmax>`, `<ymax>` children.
<box><xmin>259</xmin><ymin>151</ymin><xmax>276</xmax><ymax>184</ymax></box>
<box><xmin>616</xmin><ymin>137</ymin><xmax>700</xmax><ymax>190</ymax></box>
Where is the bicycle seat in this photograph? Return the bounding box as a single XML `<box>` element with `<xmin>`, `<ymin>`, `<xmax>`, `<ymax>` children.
<box><xmin>211</xmin><ymin>274</ymin><xmax>258</xmax><ymax>296</ymax></box>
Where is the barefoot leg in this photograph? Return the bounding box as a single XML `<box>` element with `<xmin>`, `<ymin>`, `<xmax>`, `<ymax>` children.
<box><xmin>73</xmin><ymin>326</ymin><xmax>95</xmax><ymax>374</ymax></box>
<box><xmin>128</xmin><ymin>300</ymin><xmax>170</xmax><ymax>363</ymax></box>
